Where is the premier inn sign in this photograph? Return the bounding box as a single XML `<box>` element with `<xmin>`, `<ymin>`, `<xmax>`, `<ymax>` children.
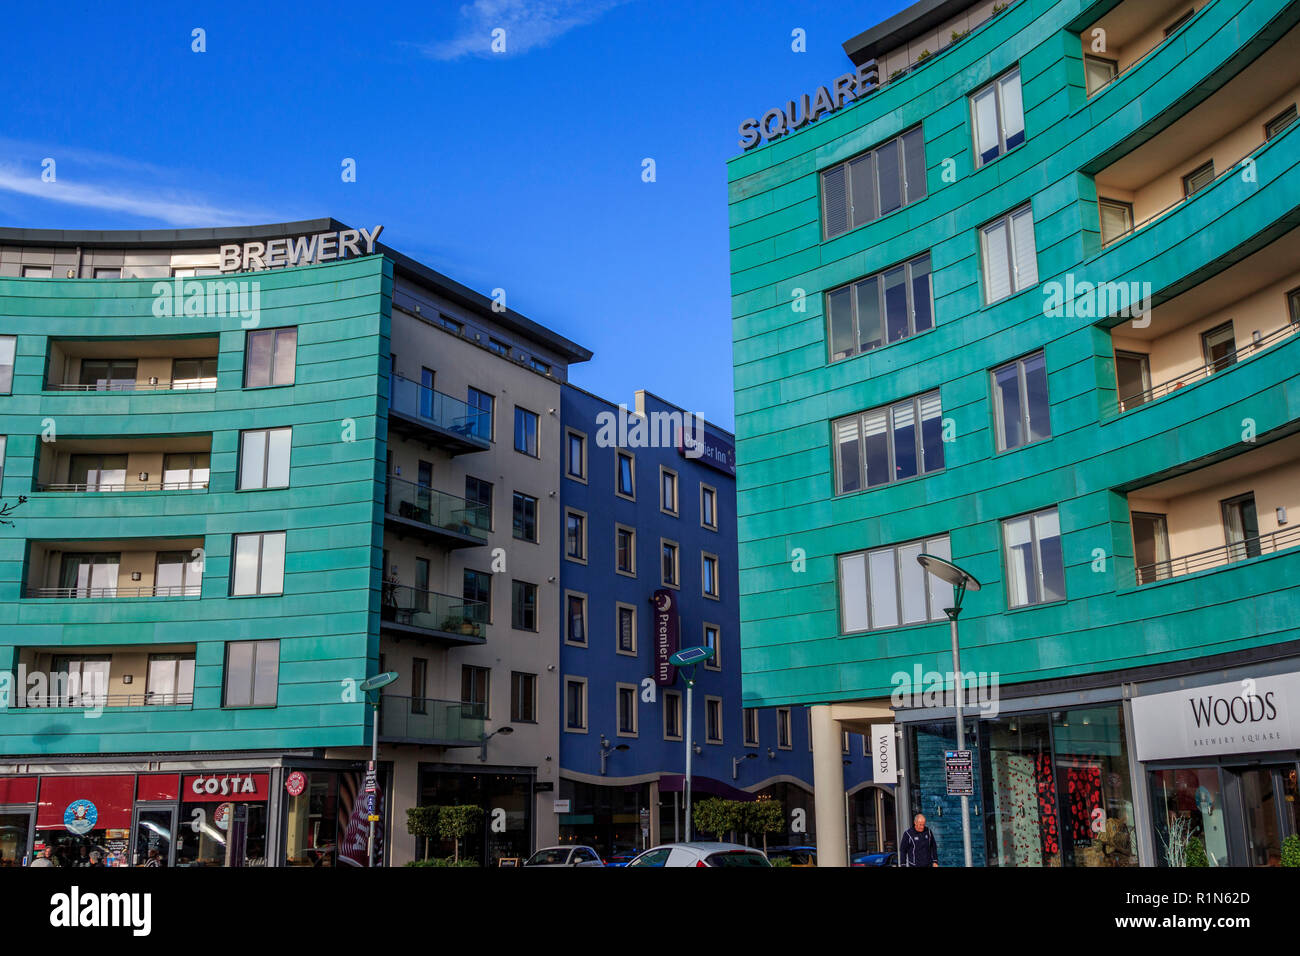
<box><xmin>738</xmin><ymin>63</ymin><xmax>879</xmax><ymax>151</ymax></box>
<box><xmin>219</xmin><ymin>225</ymin><xmax>384</xmax><ymax>273</ymax></box>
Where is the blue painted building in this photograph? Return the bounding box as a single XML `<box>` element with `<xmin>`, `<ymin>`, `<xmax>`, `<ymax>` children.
<box><xmin>557</xmin><ymin>385</ymin><xmax>887</xmax><ymax>857</ymax></box>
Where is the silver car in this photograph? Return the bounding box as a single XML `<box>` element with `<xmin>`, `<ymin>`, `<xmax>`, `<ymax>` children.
<box><xmin>625</xmin><ymin>842</ymin><xmax>771</xmax><ymax>867</ymax></box>
<box><xmin>523</xmin><ymin>845</ymin><xmax>605</xmax><ymax>867</ymax></box>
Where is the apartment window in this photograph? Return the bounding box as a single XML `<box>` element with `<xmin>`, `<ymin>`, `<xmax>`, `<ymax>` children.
<box><xmin>155</xmin><ymin>550</ymin><xmax>203</xmax><ymax>596</ymax></box>
<box><xmin>700</xmin><ymin>484</ymin><xmax>717</xmax><ymax>530</ymax></box>
<box><xmin>1099</xmin><ymin>199</ymin><xmax>1133</xmax><ymax>246</ymax></box>
<box><xmin>821</xmin><ymin>125</ymin><xmax>926</xmax><ymax>239</ymax></box>
<box><xmin>565</xmin><ymin>510</ymin><xmax>587</xmax><ymax>563</ymax></box>
<box><xmin>660</xmin><ymin>467</ymin><xmax>678</xmax><ymax>515</ymax></box>
<box><xmin>1003</xmin><ymin>507</ymin><xmax>1066</xmax><ymax>608</ymax></box>
<box><xmin>48</xmin><ymin>655</ymin><xmax>109</xmax><ymax>706</ymax></box>
<box><xmin>703</xmin><ymin>624</ymin><xmax>721</xmax><ymax>670</ymax></box>
<box><xmin>1201</xmin><ymin>321</ymin><xmax>1237</xmax><ymax>373</ymax></box>
<box><xmin>79</xmin><ymin>358</ymin><xmax>136</xmax><ymax>391</ymax></box>
<box><xmin>992</xmin><ymin>352</ymin><xmax>1052</xmax><ymax>451</ymax></box>
<box><xmin>1132</xmin><ymin>512</ymin><xmax>1171</xmax><ymax>584</ymax></box>
<box><xmin>565</xmin><ymin>678</ymin><xmax>587</xmax><ymax>731</ymax></box>
<box><xmin>69</xmin><ymin>454</ymin><xmax>127</xmax><ymax>492</ymax></box>
<box><xmin>239</xmin><ymin>428</ymin><xmax>292</xmax><ymax>490</ymax></box>
<box><xmin>21</xmin><ymin>266</ymin><xmax>51</xmax><ymax>278</ymax></box>
<box><xmin>1182</xmin><ymin>161</ymin><xmax>1215</xmax><ymax>197</ymax></box>
<box><xmin>1289</xmin><ymin>287</ymin><xmax>1300</xmax><ymax>325</ymax></box>
<box><xmin>617</xmin><ymin>604</ymin><xmax>637</xmax><ymax>655</ymax></box>
<box><xmin>437</xmin><ymin>315</ymin><xmax>463</xmax><ymax>334</ymax></box>
<box><xmin>456</xmin><ymin>567</ymin><xmax>488</xmax><ymax>614</ymax></box>
<box><xmin>511</xmin><ymin>580</ymin><xmax>538</xmax><ymax>631</ymax></box>
<box><xmin>664</xmin><ymin>691</ymin><xmax>682</xmax><ymax>740</ymax></box>
<box><xmin>513</xmin><ymin>407</ymin><xmax>539</xmax><ymax>456</ymax></box>
<box><xmin>971</xmin><ymin>67</ymin><xmax>1025</xmax><ymax>167</ymax></box>
<box><xmin>981</xmin><ymin>204</ymin><xmax>1038</xmax><ymax>303</ymax></box>
<box><xmin>743</xmin><ymin>709</ymin><xmax>759</xmax><ymax>746</ymax></box>
<box><xmin>827</xmin><ymin>253</ymin><xmax>933</xmax><ymax>361</ymax></box>
<box><xmin>565</xmin><ymin>429</ymin><xmax>587</xmax><ymax>480</ymax></box>
<box><xmin>468</xmin><ymin>387</ymin><xmax>494</xmax><ymax>441</ymax></box>
<box><xmin>1222</xmin><ymin>493</ymin><xmax>1261</xmax><ymax>562</ymax></box>
<box><xmin>162</xmin><ymin>453</ymin><xmax>210</xmax><ymax>490</ymax></box>
<box><xmin>1265</xmin><ymin>104</ymin><xmax>1297</xmax><ymax>140</ymax></box>
<box><xmin>172</xmin><ymin>357</ymin><xmax>217</xmax><ymax>388</ymax></box>
<box><xmin>1164</xmin><ymin>8</ymin><xmax>1195</xmax><ymax>35</ymax></box>
<box><xmin>512</xmin><ymin>492</ymin><xmax>538</xmax><ymax>542</ymax></box>
<box><xmin>530</xmin><ymin>358</ymin><xmax>551</xmax><ymax>375</ymax></box>
<box><xmin>58</xmin><ymin>552</ymin><xmax>120</xmax><ymax>597</ymax></box>
<box><xmin>705</xmin><ymin>697</ymin><xmax>723</xmax><ymax>744</ymax></box>
<box><xmin>617</xmin><ymin>684</ymin><xmax>638</xmax><ymax>736</ymax></box>
<box><xmin>411</xmin><ymin>658</ymin><xmax>428</xmax><ymax>714</ymax></box>
<box><xmin>565</xmin><ymin>592</ymin><xmax>587</xmax><ymax>645</ymax></box>
<box><xmin>223</xmin><ymin>640</ymin><xmax>279</xmax><ymax>707</ymax></box>
<box><xmin>465</xmin><ymin>476</ymin><xmax>493</xmax><ymax>530</ymax></box>
<box><xmin>840</xmin><ymin>534</ymin><xmax>952</xmax><ymax>633</ymax></box>
<box><xmin>777</xmin><ymin>708</ymin><xmax>792</xmax><ymax>749</ymax></box>
<box><xmin>702</xmin><ymin>553</ymin><xmax>719</xmax><ymax>599</ymax></box>
<box><xmin>231</xmin><ymin>531</ymin><xmax>286</xmax><ymax>596</ymax></box>
<box><xmin>1115</xmin><ymin>351</ymin><xmax>1152</xmax><ymax>409</ymax></box>
<box><xmin>0</xmin><ymin>336</ymin><xmax>14</xmax><ymax>394</ymax></box>
<box><xmin>244</xmin><ymin>328</ymin><xmax>297</xmax><ymax>387</ymax></box>
<box><xmin>616</xmin><ymin>450</ymin><xmax>635</xmax><ymax>499</ymax></box>
<box><xmin>616</xmin><ymin>525</ymin><xmax>636</xmax><ymax>575</ymax></box>
<box><xmin>661</xmin><ymin>539</ymin><xmax>680</xmax><ymax>588</ymax></box>
<box><xmin>1083</xmin><ymin>55</ymin><xmax>1118</xmax><ymax>96</ymax></box>
<box><xmin>93</xmin><ymin>268</ymin><xmax>121</xmax><ymax>279</ymax></box>
<box><xmin>488</xmin><ymin>338</ymin><xmax>510</xmax><ymax>357</ymax></box>
<box><xmin>834</xmin><ymin>391</ymin><xmax>944</xmax><ymax>494</ymax></box>
<box><xmin>511</xmin><ymin>672</ymin><xmax>537</xmax><ymax>723</ymax></box>
<box><xmin>146</xmin><ymin>653</ymin><xmax>195</xmax><ymax>705</ymax></box>
<box><xmin>461</xmin><ymin>666</ymin><xmax>490</xmax><ymax>718</ymax></box>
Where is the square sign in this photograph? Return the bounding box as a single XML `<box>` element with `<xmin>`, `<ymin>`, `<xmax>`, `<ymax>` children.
<box><xmin>945</xmin><ymin>750</ymin><xmax>974</xmax><ymax>796</ymax></box>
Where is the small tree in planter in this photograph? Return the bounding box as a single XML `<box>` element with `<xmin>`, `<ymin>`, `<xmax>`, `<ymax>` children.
<box><xmin>406</xmin><ymin>805</ymin><xmax>441</xmax><ymax>861</ymax></box>
<box><xmin>1282</xmin><ymin>834</ymin><xmax>1300</xmax><ymax>867</ymax></box>
<box><xmin>1184</xmin><ymin>836</ymin><xmax>1209</xmax><ymax>867</ymax></box>
<box><xmin>438</xmin><ymin>804</ymin><xmax>484</xmax><ymax>863</ymax></box>
<box><xmin>693</xmin><ymin>798</ymin><xmax>744</xmax><ymax>842</ymax></box>
<box><xmin>743</xmin><ymin>797</ymin><xmax>785</xmax><ymax>853</ymax></box>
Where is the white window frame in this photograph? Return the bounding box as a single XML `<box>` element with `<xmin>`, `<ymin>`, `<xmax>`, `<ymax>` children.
<box><xmin>980</xmin><ymin>203</ymin><xmax>1038</xmax><ymax>304</ymax></box>
<box><xmin>231</xmin><ymin>531</ymin><xmax>286</xmax><ymax>596</ymax></box>
<box><xmin>238</xmin><ymin>427</ymin><xmax>292</xmax><ymax>490</ymax></box>
<box><xmin>970</xmin><ymin>65</ymin><xmax>1025</xmax><ymax>169</ymax></box>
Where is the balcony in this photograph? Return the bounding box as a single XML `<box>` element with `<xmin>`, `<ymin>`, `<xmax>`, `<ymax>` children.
<box><xmin>383</xmin><ymin>476</ymin><xmax>489</xmax><ymax>549</ymax></box>
<box><xmin>378</xmin><ymin>696</ymin><xmax>484</xmax><ymax>747</ymax></box>
<box><xmin>1093</xmin><ymin>22</ymin><xmax>1300</xmax><ymax>246</ymax></box>
<box><xmin>34</xmin><ymin>436</ymin><xmax>211</xmax><ymax>494</ymax></box>
<box><xmin>1106</xmin><ymin>231</ymin><xmax>1300</xmax><ymax>416</ymax></box>
<box><xmin>1078</xmin><ymin>0</ymin><xmax>1208</xmax><ymax>98</ymax></box>
<box><xmin>387</xmin><ymin>373</ymin><xmax>490</xmax><ymax>455</ymax></box>
<box><xmin>1126</xmin><ymin>433</ymin><xmax>1300</xmax><ymax>585</ymax></box>
<box><xmin>45</xmin><ymin>337</ymin><xmax>219</xmax><ymax>392</ymax></box>
<box><xmin>7</xmin><ymin>646</ymin><xmax>195</xmax><ymax>711</ymax></box>
<box><xmin>24</xmin><ymin>538</ymin><xmax>205</xmax><ymax>600</ymax></box>
<box><xmin>380</xmin><ymin>585</ymin><xmax>487</xmax><ymax>646</ymax></box>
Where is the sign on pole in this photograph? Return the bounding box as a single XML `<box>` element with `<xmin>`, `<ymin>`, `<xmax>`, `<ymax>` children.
<box><xmin>869</xmin><ymin>724</ymin><xmax>897</xmax><ymax>783</ymax></box>
<box><xmin>945</xmin><ymin>750</ymin><xmax>974</xmax><ymax>796</ymax></box>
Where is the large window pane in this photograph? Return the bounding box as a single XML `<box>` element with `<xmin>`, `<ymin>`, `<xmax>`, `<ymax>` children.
<box><xmin>266</xmin><ymin>429</ymin><xmax>292</xmax><ymax>487</ymax></box>
<box><xmin>883</xmin><ymin>266</ymin><xmax>909</xmax><ymax>343</ymax></box>
<box><xmin>993</xmin><ymin>363</ymin><xmax>1023</xmax><ymax>450</ymax></box>
<box><xmin>920</xmin><ymin>392</ymin><xmax>944</xmax><ymax>472</ymax></box>
<box><xmin>836</xmin><ymin>418</ymin><xmax>862</xmax><ymax>493</ymax></box>
<box><xmin>982</xmin><ymin>220</ymin><xmax>1011</xmax><ymax>302</ymax></box>
<box><xmin>0</xmin><ymin>336</ymin><xmax>14</xmax><ymax>394</ymax></box>
<box><xmin>827</xmin><ymin>286</ymin><xmax>856</xmax><ymax>361</ymax></box>
<box><xmin>1035</xmin><ymin>509</ymin><xmax>1065</xmax><ymax>602</ymax></box>
<box><xmin>925</xmin><ymin>536</ymin><xmax>952</xmax><ymax>615</ymax></box>
<box><xmin>891</xmin><ymin>401</ymin><xmax>917</xmax><ymax>481</ymax></box>
<box><xmin>902</xmin><ymin>127</ymin><xmax>927</xmax><ymax>201</ymax></box>
<box><xmin>1022</xmin><ymin>352</ymin><xmax>1052</xmax><ymax>442</ymax></box>
<box><xmin>245</xmin><ymin>331</ymin><xmax>272</xmax><ymax>387</ymax></box>
<box><xmin>973</xmin><ymin>87</ymin><xmax>1000</xmax><ymax>164</ymax></box>
<box><xmin>225</xmin><ymin>643</ymin><xmax>254</xmax><ymax>706</ymax></box>
<box><xmin>233</xmin><ymin>535</ymin><xmax>261</xmax><ymax>595</ymax></box>
<box><xmin>862</xmin><ymin>409</ymin><xmax>891</xmax><ymax>487</ymax></box>
<box><xmin>898</xmin><ymin>542</ymin><xmax>928</xmax><ymax>623</ymax></box>
<box><xmin>848</xmin><ymin>153</ymin><xmax>876</xmax><ymax>228</ymax></box>
<box><xmin>252</xmin><ymin>642</ymin><xmax>279</xmax><ymax>705</ymax></box>
<box><xmin>259</xmin><ymin>533</ymin><xmax>286</xmax><ymax>594</ymax></box>
<box><xmin>868</xmin><ymin>550</ymin><xmax>899</xmax><ymax>629</ymax></box>
<box><xmin>1000</xmin><ymin>70</ymin><xmax>1025</xmax><ymax>150</ymax></box>
<box><xmin>910</xmin><ymin>256</ymin><xmax>933</xmax><ymax>333</ymax></box>
<box><xmin>875</xmin><ymin>139</ymin><xmax>902</xmax><ymax>216</ymax></box>
<box><xmin>856</xmin><ymin>277</ymin><xmax>883</xmax><ymax>353</ymax></box>
<box><xmin>1010</xmin><ymin>207</ymin><xmax>1038</xmax><ymax>291</ymax></box>
<box><xmin>844</xmin><ymin>549</ymin><xmax>872</xmax><ymax>628</ymax></box>
<box><xmin>272</xmin><ymin>329</ymin><xmax>297</xmax><ymax>385</ymax></box>
<box><xmin>823</xmin><ymin>165</ymin><xmax>849</xmax><ymax>238</ymax></box>
<box><xmin>1004</xmin><ymin>515</ymin><xmax>1036</xmax><ymax>607</ymax></box>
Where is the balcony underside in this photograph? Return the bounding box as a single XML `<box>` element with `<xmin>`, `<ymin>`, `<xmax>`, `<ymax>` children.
<box><xmin>387</xmin><ymin>410</ymin><xmax>489</xmax><ymax>456</ymax></box>
<box><xmin>379</xmin><ymin>617</ymin><xmax>486</xmax><ymax>647</ymax></box>
<box><xmin>383</xmin><ymin>511</ymin><xmax>484</xmax><ymax>549</ymax></box>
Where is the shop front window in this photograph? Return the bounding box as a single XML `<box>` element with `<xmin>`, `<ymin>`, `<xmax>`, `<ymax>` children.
<box><xmin>283</xmin><ymin>770</ymin><xmax>384</xmax><ymax>868</ymax></box>
<box><xmin>1148</xmin><ymin>768</ymin><xmax>1228</xmax><ymax>866</ymax></box>
<box><xmin>1051</xmin><ymin>707</ymin><xmax>1136</xmax><ymax>867</ymax></box>
<box><xmin>983</xmin><ymin>714</ymin><xmax>1059</xmax><ymax>867</ymax></box>
<box><xmin>417</xmin><ymin>770</ymin><xmax>532</xmax><ymax>866</ymax></box>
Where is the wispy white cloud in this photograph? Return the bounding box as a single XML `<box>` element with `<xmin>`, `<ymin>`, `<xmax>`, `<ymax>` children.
<box><xmin>417</xmin><ymin>0</ymin><xmax>632</xmax><ymax>60</ymax></box>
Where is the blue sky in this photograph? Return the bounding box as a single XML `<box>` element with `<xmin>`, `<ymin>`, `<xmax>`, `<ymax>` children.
<box><xmin>0</xmin><ymin>0</ymin><xmax>908</xmax><ymax>428</ymax></box>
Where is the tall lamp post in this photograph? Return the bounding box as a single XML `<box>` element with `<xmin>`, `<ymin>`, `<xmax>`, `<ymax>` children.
<box><xmin>916</xmin><ymin>553</ymin><xmax>981</xmax><ymax>869</ymax></box>
<box><xmin>670</xmin><ymin>645</ymin><xmax>715</xmax><ymax>842</ymax></box>
<box><xmin>358</xmin><ymin>671</ymin><xmax>399</xmax><ymax>868</ymax></box>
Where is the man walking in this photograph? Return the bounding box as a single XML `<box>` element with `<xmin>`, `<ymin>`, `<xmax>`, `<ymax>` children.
<box><xmin>899</xmin><ymin>813</ymin><xmax>939</xmax><ymax>867</ymax></box>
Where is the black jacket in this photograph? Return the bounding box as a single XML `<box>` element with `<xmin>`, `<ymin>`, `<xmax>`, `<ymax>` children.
<box><xmin>899</xmin><ymin>826</ymin><xmax>938</xmax><ymax>866</ymax></box>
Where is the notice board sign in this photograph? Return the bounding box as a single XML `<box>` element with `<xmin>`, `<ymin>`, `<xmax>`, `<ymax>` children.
<box><xmin>945</xmin><ymin>750</ymin><xmax>973</xmax><ymax>796</ymax></box>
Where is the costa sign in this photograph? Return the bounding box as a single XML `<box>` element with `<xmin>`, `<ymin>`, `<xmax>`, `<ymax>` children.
<box><xmin>738</xmin><ymin>64</ymin><xmax>879</xmax><ymax>151</ymax></box>
<box><xmin>219</xmin><ymin>225</ymin><xmax>384</xmax><ymax>273</ymax></box>
<box><xmin>652</xmin><ymin>589</ymin><xmax>681</xmax><ymax>686</ymax></box>
<box><xmin>1131</xmin><ymin>671</ymin><xmax>1300</xmax><ymax>762</ymax></box>
<box><xmin>182</xmin><ymin>773</ymin><xmax>270</xmax><ymax>802</ymax></box>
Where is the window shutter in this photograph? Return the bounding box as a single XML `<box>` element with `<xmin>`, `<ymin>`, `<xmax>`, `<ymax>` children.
<box><xmin>823</xmin><ymin>166</ymin><xmax>849</xmax><ymax>238</ymax></box>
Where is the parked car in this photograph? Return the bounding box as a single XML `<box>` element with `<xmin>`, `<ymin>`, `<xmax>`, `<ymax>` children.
<box><xmin>602</xmin><ymin>846</ymin><xmax>640</xmax><ymax>867</ymax></box>
<box><xmin>625</xmin><ymin>842</ymin><xmax>771</xmax><ymax>867</ymax></box>
<box><xmin>852</xmin><ymin>850</ymin><xmax>898</xmax><ymax>867</ymax></box>
<box><xmin>523</xmin><ymin>845</ymin><xmax>605</xmax><ymax>867</ymax></box>
<box><xmin>766</xmin><ymin>845</ymin><xmax>817</xmax><ymax>867</ymax></box>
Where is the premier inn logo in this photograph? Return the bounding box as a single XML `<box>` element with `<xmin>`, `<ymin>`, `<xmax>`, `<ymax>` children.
<box><xmin>49</xmin><ymin>887</ymin><xmax>151</xmax><ymax>937</ymax></box>
<box><xmin>219</xmin><ymin>224</ymin><xmax>384</xmax><ymax>273</ymax></box>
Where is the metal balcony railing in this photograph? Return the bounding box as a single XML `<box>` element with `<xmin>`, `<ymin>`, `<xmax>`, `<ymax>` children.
<box><xmin>47</xmin><ymin>379</ymin><xmax>217</xmax><ymax>392</ymax></box>
<box><xmin>1135</xmin><ymin>524</ymin><xmax>1300</xmax><ymax>584</ymax></box>
<box><xmin>388</xmin><ymin>374</ymin><xmax>490</xmax><ymax>444</ymax></box>
<box><xmin>378</xmin><ymin>695</ymin><xmax>485</xmax><ymax>744</ymax></box>
<box><xmin>1114</xmin><ymin>321</ymin><xmax>1300</xmax><ymax>414</ymax></box>
<box><xmin>9</xmin><ymin>691</ymin><xmax>194</xmax><ymax>709</ymax></box>
<box><xmin>24</xmin><ymin>584</ymin><xmax>203</xmax><ymax>599</ymax></box>
<box><xmin>36</xmin><ymin>479</ymin><xmax>209</xmax><ymax>493</ymax></box>
<box><xmin>380</xmin><ymin>585</ymin><xmax>488</xmax><ymax>638</ymax></box>
<box><xmin>385</xmin><ymin>477</ymin><xmax>489</xmax><ymax>541</ymax></box>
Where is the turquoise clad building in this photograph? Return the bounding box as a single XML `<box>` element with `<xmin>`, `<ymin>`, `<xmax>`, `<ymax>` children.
<box><xmin>728</xmin><ymin>0</ymin><xmax>1300</xmax><ymax>866</ymax></box>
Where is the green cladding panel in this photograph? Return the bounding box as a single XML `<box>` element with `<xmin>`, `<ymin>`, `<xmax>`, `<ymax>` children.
<box><xmin>728</xmin><ymin>0</ymin><xmax>1300</xmax><ymax>707</ymax></box>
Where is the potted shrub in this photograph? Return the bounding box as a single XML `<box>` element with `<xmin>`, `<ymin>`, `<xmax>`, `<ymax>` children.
<box><xmin>438</xmin><ymin>805</ymin><xmax>485</xmax><ymax>863</ymax></box>
<box><xmin>743</xmin><ymin>797</ymin><xmax>785</xmax><ymax>853</ymax></box>
<box><xmin>1184</xmin><ymin>836</ymin><xmax>1209</xmax><ymax>867</ymax></box>
<box><xmin>1282</xmin><ymin>834</ymin><xmax>1300</xmax><ymax>867</ymax></box>
<box><xmin>406</xmin><ymin>805</ymin><xmax>442</xmax><ymax>861</ymax></box>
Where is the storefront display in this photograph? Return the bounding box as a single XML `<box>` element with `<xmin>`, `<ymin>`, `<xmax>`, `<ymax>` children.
<box><xmin>416</xmin><ymin>769</ymin><xmax>531</xmax><ymax>866</ymax></box>
<box><xmin>284</xmin><ymin>769</ymin><xmax>383</xmax><ymax>867</ymax></box>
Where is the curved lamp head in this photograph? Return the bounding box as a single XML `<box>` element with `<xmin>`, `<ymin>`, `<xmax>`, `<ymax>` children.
<box><xmin>670</xmin><ymin>645</ymin><xmax>715</xmax><ymax>667</ymax></box>
<box><xmin>917</xmin><ymin>554</ymin><xmax>981</xmax><ymax>612</ymax></box>
<box><xmin>359</xmin><ymin>671</ymin><xmax>399</xmax><ymax>693</ymax></box>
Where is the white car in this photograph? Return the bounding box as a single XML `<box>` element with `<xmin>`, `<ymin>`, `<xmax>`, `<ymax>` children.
<box><xmin>523</xmin><ymin>845</ymin><xmax>605</xmax><ymax>867</ymax></box>
<box><xmin>625</xmin><ymin>842</ymin><xmax>771</xmax><ymax>867</ymax></box>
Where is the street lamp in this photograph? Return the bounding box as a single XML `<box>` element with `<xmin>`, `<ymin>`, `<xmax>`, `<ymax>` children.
<box><xmin>670</xmin><ymin>644</ymin><xmax>715</xmax><ymax>841</ymax></box>
<box><xmin>479</xmin><ymin>725</ymin><xmax>514</xmax><ymax>762</ymax></box>
<box><xmin>599</xmin><ymin>734</ymin><xmax>630</xmax><ymax>775</ymax></box>
<box><xmin>732</xmin><ymin>752</ymin><xmax>757</xmax><ymax>780</ymax></box>
<box><xmin>916</xmin><ymin>553</ymin><xmax>981</xmax><ymax>869</ymax></box>
<box><xmin>358</xmin><ymin>670</ymin><xmax>399</xmax><ymax>868</ymax></box>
